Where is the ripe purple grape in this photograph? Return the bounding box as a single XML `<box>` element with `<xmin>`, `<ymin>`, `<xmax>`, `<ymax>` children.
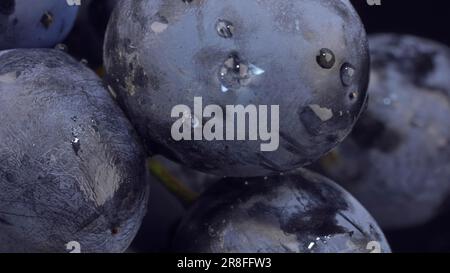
<box><xmin>318</xmin><ymin>34</ymin><xmax>450</xmax><ymax>230</ymax></box>
<box><xmin>173</xmin><ymin>169</ymin><xmax>391</xmax><ymax>253</ymax></box>
<box><xmin>0</xmin><ymin>49</ymin><xmax>149</xmax><ymax>252</ymax></box>
<box><xmin>104</xmin><ymin>0</ymin><xmax>370</xmax><ymax>177</ymax></box>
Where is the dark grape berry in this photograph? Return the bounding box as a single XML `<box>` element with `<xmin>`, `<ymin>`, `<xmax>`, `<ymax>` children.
<box><xmin>318</xmin><ymin>34</ymin><xmax>450</xmax><ymax>230</ymax></box>
<box><xmin>104</xmin><ymin>0</ymin><xmax>370</xmax><ymax>177</ymax></box>
<box><xmin>172</xmin><ymin>169</ymin><xmax>390</xmax><ymax>253</ymax></box>
<box><xmin>0</xmin><ymin>0</ymin><xmax>78</xmax><ymax>50</ymax></box>
<box><xmin>0</xmin><ymin>49</ymin><xmax>149</xmax><ymax>253</ymax></box>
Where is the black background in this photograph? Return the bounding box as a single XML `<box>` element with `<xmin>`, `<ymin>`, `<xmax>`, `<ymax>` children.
<box><xmin>351</xmin><ymin>0</ymin><xmax>449</xmax><ymax>46</ymax></box>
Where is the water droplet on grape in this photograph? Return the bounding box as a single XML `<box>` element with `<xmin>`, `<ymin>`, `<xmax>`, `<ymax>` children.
<box><xmin>216</xmin><ymin>19</ymin><xmax>234</xmax><ymax>38</ymax></box>
<box><xmin>349</xmin><ymin>91</ymin><xmax>358</xmax><ymax>101</ymax></box>
<box><xmin>218</xmin><ymin>53</ymin><xmax>264</xmax><ymax>92</ymax></box>
<box><xmin>316</xmin><ymin>48</ymin><xmax>335</xmax><ymax>69</ymax></box>
<box><xmin>40</xmin><ymin>11</ymin><xmax>54</xmax><ymax>29</ymax></box>
<box><xmin>71</xmin><ymin>138</ymin><xmax>80</xmax><ymax>156</ymax></box>
<box><xmin>383</xmin><ymin>98</ymin><xmax>392</xmax><ymax>106</ymax></box>
<box><xmin>340</xmin><ymin>63</ymin><xmax>355</xmax><ymax>86</ymax></box>
<box><xmin>55</xmin><ymin>43</ymin><xmax>68</xmax><ymax>52</ymax></box>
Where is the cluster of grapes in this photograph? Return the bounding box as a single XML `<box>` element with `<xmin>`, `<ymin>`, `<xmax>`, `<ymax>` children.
<box><xmin>0</xmin><ymin>0</ymin><xmax>448</xmax><ymax>253</ymax></box>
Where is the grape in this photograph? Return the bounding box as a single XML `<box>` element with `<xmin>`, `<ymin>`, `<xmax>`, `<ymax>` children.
<box><xmin>104</xmin><ymin>0</ymin><xmax>369</xmax><ymax>177</ymax></box>
<box><xmin>0</xmin><ymin>49</ymin><xmax>149</xmax><ymax>252</ymax></box>
<box><xmin>173</xmin><ymin>168</ymin><xmax>390</xmax><ymax>253</ymax></box>
<box><xmin>317</xmin><ymin>34</ymin><xmax>450</xmax><ymax>230</ymax></box>
<box><xmin>0</xmin><ymin>0</ymin><xmax>78</xmax><ymax>50</ymax></box>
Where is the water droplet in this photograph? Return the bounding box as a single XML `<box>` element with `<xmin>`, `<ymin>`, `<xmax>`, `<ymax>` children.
<box><xmin>216</xmin><ymin>19</ymin><xmax>234</xmax><ymax>38</ymax></box>
<box><xmin>244</xmin><ymin>181</ymin><xmax>249</xmax><ymax>185</ymax></box>
<box><xmin>218</xmin><ymin>53</ymin><xmax>264</xmax><ymax>92</ymax></box>
<box><xmin>55</xmin><ymin>43</ymin><xmax>68</xmax><ymax>52</ymax></box>
<box><xmin>316</xmin><ymin>48</ymin><xmax>335</xmax><ymax>69</ymax></box>
<box><xmin>90</xmin><ymin>119</ymin><xmax>99</xmax><ymax>133</ymax></box>
<box><xmin>383</xmin><ymin>98</ymin><xmax>392</xmax><ymax>106</ymax></box>
<box><xmin>349</xmin><ymin>91</ymin><xmax>358</xmax><ymax>101</ymax></box>
<box><xmin>221</xmin><ymin>85</ymin><xmax>229</xmax><ymax>93</ymax></box>
<box><xmin>71</xmin><ymin>138</ymin><xmax>80</xmax><ymax>156</ymax></box>
<box><xmin>340</xmin><ymin>63</ymin><xmax>355</xmax><ymax>86</ymax></box>
<box><xmin>307</xmin><ymin>241</ymin><xmax>315</xmax><ymax>250</ymax></box>
<box><xmin>80</xmin><ymin>59</ymin><xmax>88</xmax><ymax>66</ymax></box>
<box><xmin>219</xmin><ymin>53</ymin><xmax>249</xmax><ymax>90</ymax></box>
<box><xmin>40</xmin><ymin>11</ymin><xmax>54</xmax><ymax>29</ymax></box>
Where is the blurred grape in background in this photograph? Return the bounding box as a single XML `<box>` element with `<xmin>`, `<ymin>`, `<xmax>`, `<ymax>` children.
<box><xmin>0</xmin><ymin>0</ymin><xmax>79</xmax><ymax>49</ymax></box>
